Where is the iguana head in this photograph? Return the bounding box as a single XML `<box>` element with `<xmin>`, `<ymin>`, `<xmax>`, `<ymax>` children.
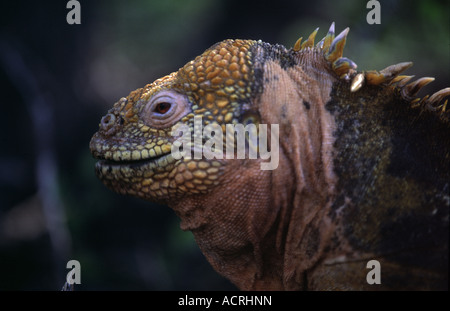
<box><xmin>90</xmin><ymin>39</ymin><xmax>263</xmax><ymax>202</ymax></box>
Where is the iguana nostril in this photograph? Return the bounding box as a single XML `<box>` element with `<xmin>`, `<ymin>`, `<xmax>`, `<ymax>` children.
<box><xmin>100</xmin><ymin>113</ymin><xmax>118</xmax><ymax>136</ymax></box>
<box><xmin>100</xmin><ymin>113</ymin><xmax>115</xmax><ymax>129</ymax></box>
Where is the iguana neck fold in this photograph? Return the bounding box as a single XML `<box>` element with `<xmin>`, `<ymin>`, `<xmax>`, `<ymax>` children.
<box><xmin>255</xmin><ymin>46</ymin><xmax>339</xmax><ymax>289</ymax></box>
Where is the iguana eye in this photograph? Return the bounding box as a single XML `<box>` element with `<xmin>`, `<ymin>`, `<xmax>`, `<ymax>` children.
<box><xmin>153</xmin><ymin>102</ymin><xmax>171</xmax><ymax>115</ymax></box>
<box><xmin>141</xmin><ymin>90</ymin><xmax>191</xmax><ymax>128</ymax></box>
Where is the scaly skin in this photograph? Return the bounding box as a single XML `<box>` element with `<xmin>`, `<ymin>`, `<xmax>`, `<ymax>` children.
<box><xmin>90</xmin><ymin>24</ymin><xmax>449</xmax><ymax>290</ymax></box>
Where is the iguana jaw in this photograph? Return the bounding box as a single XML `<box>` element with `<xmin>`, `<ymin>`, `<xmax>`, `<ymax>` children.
<box><xmin>90</xmin><ymin>128</ymin><xmax>224</xmax><ymax>201</ymax></box>
<box><xmin>90</xmin><ymin>132</ymin><xmax>176</xmax><ymax>199</ymax></box>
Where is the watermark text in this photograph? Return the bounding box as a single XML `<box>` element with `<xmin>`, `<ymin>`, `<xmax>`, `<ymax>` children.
<box><xmin>66</xmin><ymin>0</ymin><xmax>81</xmax><ymax>24</ymax></box>
<box><xmin>171</xmin><ymin>116</ymin><xmax>279</xmax><ymax>170</ymax></box>
<box><xmin>366</xmin><ymin>0</ymin><xmax>381</xmax><ymax>24</ymax></box>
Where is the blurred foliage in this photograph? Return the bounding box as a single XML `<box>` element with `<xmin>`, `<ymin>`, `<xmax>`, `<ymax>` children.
<box><xmin>0</xmin><ymin>0</ymin><xmax>448</xmax><ymax>290</ymax></box>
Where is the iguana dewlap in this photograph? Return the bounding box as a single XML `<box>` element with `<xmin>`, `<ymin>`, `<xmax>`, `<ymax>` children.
<box><xmin>90</xmin><ymin>23</ymin><xmax>449</xmax><ymax>290</ymax></box>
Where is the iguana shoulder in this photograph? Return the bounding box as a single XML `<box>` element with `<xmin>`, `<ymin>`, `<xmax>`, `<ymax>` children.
<box><xmin>90</xmin><ymin>23</ymin><xmax>449</xmax><ymax>290</ymax></box>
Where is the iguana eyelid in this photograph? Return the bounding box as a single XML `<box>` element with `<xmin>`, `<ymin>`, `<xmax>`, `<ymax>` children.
<box><xmin>141</xmin><ymin>90</ymin><xmax>191</xmax><ymax>128</ymax></box>
<box><xmin>150</xmin><ymin>96</ymin><xmax>175</xmax><ymax>116</ymax></box>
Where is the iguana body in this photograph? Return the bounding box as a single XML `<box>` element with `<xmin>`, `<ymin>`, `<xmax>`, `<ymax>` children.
<box><xmin>90</xmin><ymin>24</ymin><xmax>449</xmax><ymax>290</ymax></box>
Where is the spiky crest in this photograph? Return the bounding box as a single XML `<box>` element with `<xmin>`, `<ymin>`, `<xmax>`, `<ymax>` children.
<box><xmin>290</xmin><ymin>23</ymin><xmax>450</xmax><ymax>123</ymax></box>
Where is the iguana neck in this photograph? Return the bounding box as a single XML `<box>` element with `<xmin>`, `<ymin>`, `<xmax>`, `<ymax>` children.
<box><xmin>170</xmin><ymin>47</ymin><xmax>342</xmax><ymax>290</ymax></box>
<box><xmin>255</xmin><ymin>46</ymin><xmax>341</xmax><ymax>289</ymax></box>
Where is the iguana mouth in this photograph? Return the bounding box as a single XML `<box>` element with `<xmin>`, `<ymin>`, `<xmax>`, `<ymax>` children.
<box><xmin>95</xmin><ymin>151</ymin><xmax>174</xmax><ymax>169</ymax></box>
<box><xmin>97</xmin><ymin>150</ymin><xmax>169</xmax><ymax>164</ymax></box>
<box><xmin>90</xmin><ymin>132</ymin><xmax>175</xmax><ymax>169</ymax></box>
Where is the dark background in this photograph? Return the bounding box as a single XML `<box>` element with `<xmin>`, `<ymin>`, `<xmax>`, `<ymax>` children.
<box><xmin>0</xmin><ymin>0</ymin><xmax>448</xmax><ymax>290</ymax></box>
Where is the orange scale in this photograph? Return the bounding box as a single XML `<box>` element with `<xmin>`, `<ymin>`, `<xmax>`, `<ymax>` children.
<box><xmin>125</xmin><ymin>109</ymin><xmax>135</xmax><ymax>119</ymax></box>
<box><xmin>220</xmin><ymin>69</ymin><xmax>231</xmax><ymax>79</ymax></box>
<box><xmin>206</xmin><ymin>93</ymin><xmax>215</xmax><ymax>103</ymax></box>
<box><xmin>216</xmin><ymin>89</ymin><xmax>227</xmax><ymax>97</ymax></box>
<box><xmin>211</xmin><ymin>77</ymin><xmax>223</xmax><ymax>85</ymax></box>
<box><xmin>216</xmin><ymin>99</ymin><xmax>229</xmax><ymax>109</ymax></box>
<box><xmin>231</xmin><ymin>48</ymin><xmax>239</xmax><ymax>57</ymax></box>
<box><xmin>229</xmin><ymin>62</ymin><xmax>239</xmax><ymax>71</ymax></box>
<box><xmin>232</xmin><ymin>71</ymin><xmax>242</xmax><ymax>80</ymax></box>
<box><xmin>225</xmin><ymin>79</ymin><xmax>235</xmax><ymax>86</ymax></box>
<box><xmin>205</xmin><ymin>60</ymin><xmax>213</xmax><ymax>68</ymax></box>
<box><xmin>206</xmin><ymin>70</ymin><xmax>220</xmax><ymax>80</ymax></box>
<box><xmin>230</xmin><ymin>56</ymin><xmax>239</xmax><ymax>63</ymax></box>
<box><xmin>223</xmin><ymin>52</ymin><xmax>232</xmax><ymax>61</ymax></box>
<box><xmin>185</xmin><ymin>65</ymin><xmax>194</xmax><ymax>72</ymax></box>
<box><xmin>219</xmin><ymin>47</ymin><xmax>228</xmax><ymax>56</ymax></box>
<box><xmin>241</xmin><ymin>64</ymin><xmax>250</xmax><ymax>74</ymax></box>
<box><xmin>125</xmin><ymin>102</ymin><xmax>133</xmax><ymax>111</ymax></box>
<box><xmin>205</xmin><ymin>65</ymin><xmax>214</xmax><ymax>74</ymax></box>
<box><xmin>216</xmin><ymin>59</ymin><xmax>228</xmax><ymax>68</ymax></box>
<box><xmin>212</xmin><ymin>54</ymin><xmax>222</xmax><ymax>62</ymax></box>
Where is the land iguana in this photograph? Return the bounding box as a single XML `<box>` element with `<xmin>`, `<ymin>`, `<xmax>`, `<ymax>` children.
<box><xmin>90</xmin><ymin>23</ymin><xmax>449</xmax><ymax>290</ymax></box>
